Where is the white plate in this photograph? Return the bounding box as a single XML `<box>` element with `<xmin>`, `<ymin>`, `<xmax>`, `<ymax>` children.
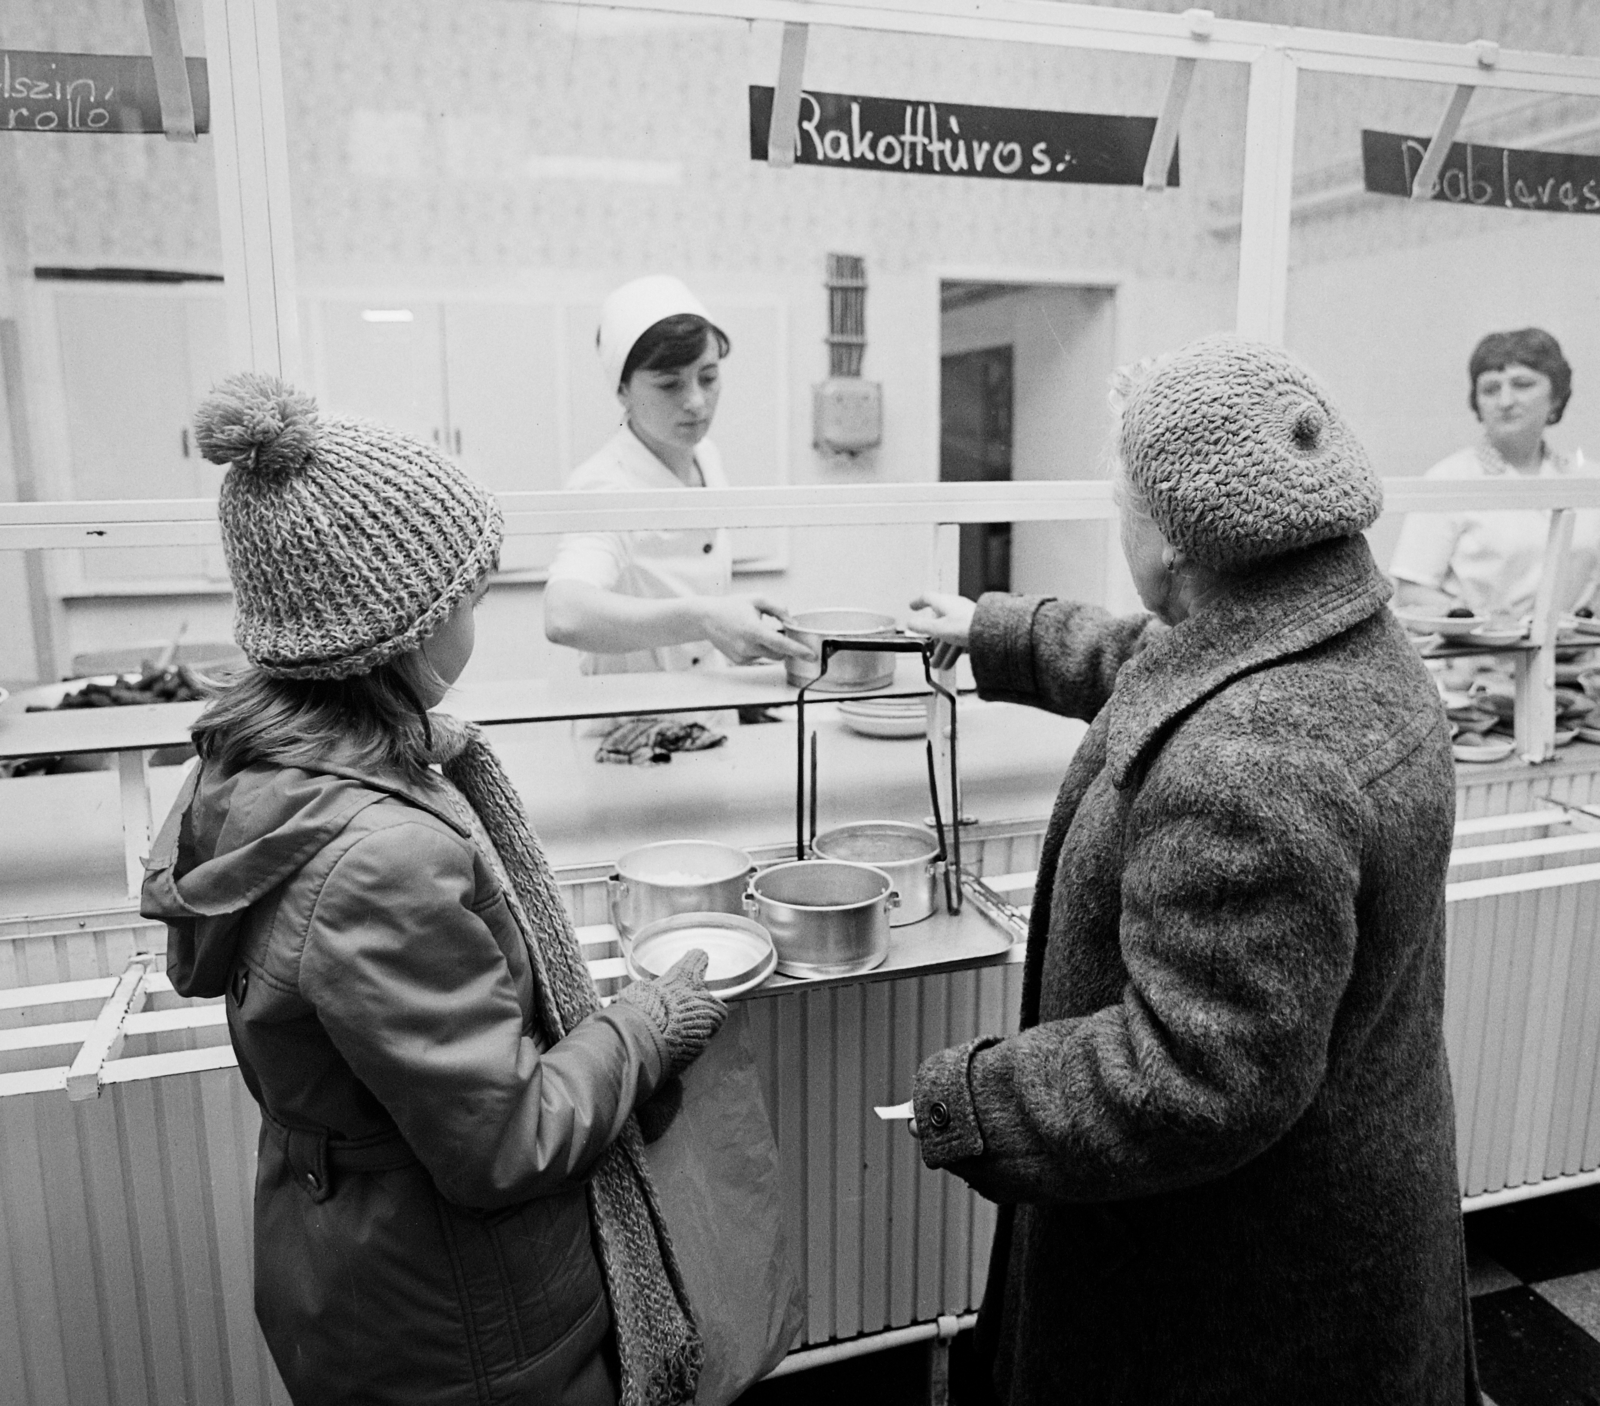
<box><xmin>1452</xmin><ymin>737</ymin><xmax>1515</xmax><ymax>764</ymax></box>
<box><xmin>623</xmin><ymin>912</ymin><xmax>777</xmax><ymax>997</ymax></box>
<box><xmin>1577</xmin><ymin>726</ymin><xmax>1600</xmax><ymax>745</ymax></box>
<box><xmin>1555</xmin><ymin>729</ymin><xmax>1579</xmax><ymax>748</ymax></box>
<box><xmin>1469</xmin><ymin>626</ymin><xmax>1527</xmax><ymax>647</ymax></box>
<box><xmin>837</xmin><ymin>701</ymin><xmax>928</xmax><ymax>739</ymax></box>
<box><xmin>1397</xmin><ymin>611</ymin><xmax>1485</xmax><ymax>638</ymax></box>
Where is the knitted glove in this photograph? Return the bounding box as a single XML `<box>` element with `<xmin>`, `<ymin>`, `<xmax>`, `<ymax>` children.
<box><xmin>617</xmin><ymin>948</ymin><xmax>727</xmax><ymax>1077</ymax></box>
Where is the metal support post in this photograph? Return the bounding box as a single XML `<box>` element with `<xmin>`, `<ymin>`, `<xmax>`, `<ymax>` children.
<box><xmin>1516</xmin><ymin>507</ymin><xmax>1574</xmax><ymax>763</ymax></box>
<box><xmin>1143</xmin><ymin>55</ymin><xmax>1198</xmax><ymax>191</ymax></box>
<box><xmin>203</xmin><ymin>0</ymin><xmax>303</xmax><ymax>378</ymax></box>
<box><xmin>142</xmin><ymin>0</ymin><xmax>199</xmax><ymax>142</ymax></box>
<box><xmin>1235</xmin><ymin>46</ymin><xmax>1298</xmax><ymax>344</ymax></box>
<box><xmin>767</xmin><ymin>23</ymin><xmax>811</xmax><ymax>168</ymax></box>
<box><xmin>1409</xmin><ymin>83</ymin><xmax>1475</xmax><ymax>199</ymax></box>
<box><xmin>927</xmin><ymin>522</ymin><xmax>965</xmax><ymax>827</ymax></box>
<box><xmin>117</xmin><ymin>749</ymin><xmax>156</xmax><ymax>899</ymax></box>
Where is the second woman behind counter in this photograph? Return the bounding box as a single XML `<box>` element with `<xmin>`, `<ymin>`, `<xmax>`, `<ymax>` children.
<box><xmin>543</xmin><ymin>275</ymin><xmax>812</xmax><ymax>676</ymax></box>
<box><xmin>1390</xmin><ymin>326</ymin><xmax>1599</xmax><ymax>619</ymax></box>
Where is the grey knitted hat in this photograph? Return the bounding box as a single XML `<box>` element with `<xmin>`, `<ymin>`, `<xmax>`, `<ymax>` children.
<box><xmin>1118</xmin><ymin>336</ymin><xmax>1382</xmax><ymax>570</ymax></box>
<box><xmin>194</xmin><ymin>372</ymin><xmax>503</xmax><ymax>680</ymax></box>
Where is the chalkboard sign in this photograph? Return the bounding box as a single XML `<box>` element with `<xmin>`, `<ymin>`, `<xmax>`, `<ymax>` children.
<box><xmin>750</xmin><ymin>86</ymin><xmax>1175</xmax><ymax>186</ymax></box>
<box><xmin>1362</xmin><ymin>129</ymin><xmax>1600</xmax><ymax>214</ymax></box>
<box><xmin>2</xmin><ymin>51</ymin><xmax>209</xmax><ymax>134</ymax></box>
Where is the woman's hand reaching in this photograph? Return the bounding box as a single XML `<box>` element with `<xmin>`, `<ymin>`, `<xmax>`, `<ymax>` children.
<box><xmin>908</xmin><ymin>593</ymin><xmax>977</xmax><ymax>672</ymax></box>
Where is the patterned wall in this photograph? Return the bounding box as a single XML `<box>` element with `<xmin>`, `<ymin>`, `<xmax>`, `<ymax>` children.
<box><xmin>5</xmin><ymin>1</ymin><xmax>1599</xmax><ymax>277</ymax></box>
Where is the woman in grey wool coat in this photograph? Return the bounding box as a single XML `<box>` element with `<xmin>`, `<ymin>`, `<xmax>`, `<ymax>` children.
<box><xmin>910</xmin><ymin>336</ymin><xmax>1479</xmax><ymax>1405</ymax></box>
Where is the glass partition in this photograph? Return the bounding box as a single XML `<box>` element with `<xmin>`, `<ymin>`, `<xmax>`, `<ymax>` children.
<box><xmin>271</xmin><ymin>2</ymin><xmax>1250</xmax><ymax>686</ymax></box>
<box><xmin>1283</xmin><ymin>68</ymin><xmax>1600</xmax><ymax>590</ymax></box>
<box><xmin>0</xmin><ymin>0</ymin><xmax>227</xmax><ymax>694</ymax></box>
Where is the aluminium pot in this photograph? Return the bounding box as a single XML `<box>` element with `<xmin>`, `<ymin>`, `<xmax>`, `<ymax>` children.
<box><xmin>782</xmin><ymin>609</ymin><xmax>899</xmax><ymax>691</ymax></box>
<box><xmin>745</xmin><ymin>859</ymin><xmax>898</xmax><ymax>977</ymax></box>
<box><xmin>811</xmin><ymin>821</ymin><xmax>940</xmax><ymax>926</ymax></box>
<box><xmin>608</xmin><ymin>840</ymin><xmax>755</xmax><ymax>942</ymax></box>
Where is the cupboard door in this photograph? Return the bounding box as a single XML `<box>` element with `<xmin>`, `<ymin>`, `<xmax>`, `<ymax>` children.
<box><xmin>314</xmin><ymin>299</ymin><xmax>447</xmax><ymax>447</ymax></box>
<box><xmin>54</xmin><ymin>289</ymin><xmax>211</xmax><ymax>582</ymax></box>
<box><xmin>442</xmin><ymin>303</ymin><xmax>563</xmax><ymax>572</ymax></box>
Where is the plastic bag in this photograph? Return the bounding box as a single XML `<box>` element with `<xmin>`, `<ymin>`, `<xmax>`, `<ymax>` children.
<box><xmin>643</xmin><ymin>1005</ymin><xmax>804</xmax><ymax>1405</ymax></box>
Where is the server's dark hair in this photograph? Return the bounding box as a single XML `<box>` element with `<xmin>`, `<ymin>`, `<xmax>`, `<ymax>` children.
<box><xmin>616</xmin><ymin>314</ymin><xmax>729</xmax><ymax>389</ymax></box>
<box><xmin>1469</xmin><ymin>328</ymin><xmax>1572</xmax><ymax>424</ymax></box>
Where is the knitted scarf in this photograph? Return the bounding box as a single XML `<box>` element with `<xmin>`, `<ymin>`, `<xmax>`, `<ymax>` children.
<box><xmin>426</xmin><ymin>716</ymin><xmax>702</xmax><ymax>1406</ymax></box>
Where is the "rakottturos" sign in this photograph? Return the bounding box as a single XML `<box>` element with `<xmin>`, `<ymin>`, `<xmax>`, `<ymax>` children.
<box><xmin>749</xmin><ymin>86</ymin><xmax>1175</xmax><ymax>186</ymax></box>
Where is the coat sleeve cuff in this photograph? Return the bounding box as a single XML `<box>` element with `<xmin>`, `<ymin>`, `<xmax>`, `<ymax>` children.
<box><xmin>968</xmin><ymin>595</ymin><xmax>1049</xmax><ymax>704</ymax></box>
<box><xmin>913</xmin><ymin>1035</ymin><xmax>1004</xmax><ymax>1167</ymax></box>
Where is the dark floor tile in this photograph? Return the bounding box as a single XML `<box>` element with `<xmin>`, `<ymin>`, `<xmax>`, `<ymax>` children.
<box><xmin>735</xmin><ymin>1340</ymin><xmax>927</xmax><ymax>1406</ymax></box>
<box><xmin>1472</xmin><ymin>1286</ymin><xmax>1600</xmax><ymax>1406</ymax></box>
<box><xmin>1468</xmin><ymin>1192</ymin><xmax>1600</xmax><ymax>1284</ymax></box>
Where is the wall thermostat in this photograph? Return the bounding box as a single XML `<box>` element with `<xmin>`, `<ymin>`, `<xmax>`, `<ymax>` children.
<box><xmin>813</xmin><ymin>377</ymin><xmax>883</xmax><ymax>454</ymax></box>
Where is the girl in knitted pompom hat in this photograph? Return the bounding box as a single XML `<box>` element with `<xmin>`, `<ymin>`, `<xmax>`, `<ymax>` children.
<box><xmin>907</xmin><ymin>338</ymin><xmax>1476</xmax><ymax>1405</ymax></box>
<box><xmin>141</xmin><ymin>372</ymin><xmax>724</xmax><ymax>1406</ymax></box>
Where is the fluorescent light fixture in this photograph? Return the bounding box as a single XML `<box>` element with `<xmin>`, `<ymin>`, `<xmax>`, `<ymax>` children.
<box><xmin>361</xmin><ymin>309</ymin><xmax>414</xmax><ymax>323</ymax></box>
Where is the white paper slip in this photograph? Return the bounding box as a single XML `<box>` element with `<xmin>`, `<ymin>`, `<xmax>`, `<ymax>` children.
<box><xmin>874</xmin><ymin>1100</ymin><xmax>915</xmax><ymax>1121</ymax></box>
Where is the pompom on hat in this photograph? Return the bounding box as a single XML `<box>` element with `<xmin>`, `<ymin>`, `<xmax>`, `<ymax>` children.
<box><xmin>195</xmin><ymin>372</ymin><xmax>503</xmax><ymax>680</ymax></box>
<box><xmin>596</xmin><ymin>275</ymin><xmax>712</xmax><ymax>393</ymax></box>
<box><xmin>1116</xmin><ymin>335</ymin><xmax>1383</xmax><ymax>571</ymax></box>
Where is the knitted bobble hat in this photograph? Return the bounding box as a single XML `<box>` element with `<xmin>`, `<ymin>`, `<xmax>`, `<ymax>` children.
<box><xmin>1117</xmin><ymin>336</ymin><xmax>1383</xmax><ymax>571</ymax></box>
<box><xmin>194</xmin><ymin>372</ymin><xmax>504</xmax><ymax>680</ymax></box>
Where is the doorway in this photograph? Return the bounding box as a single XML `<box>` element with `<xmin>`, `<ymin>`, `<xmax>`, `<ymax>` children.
<box><xmin>938</xmin><ymin>280</ymin><xmax>1117</xmax><ymax>604</ymax></box>
<box><xmin>940</xmin><ymin>344</ymin><xmax>1014</xmax><ymax>599</ymax></box>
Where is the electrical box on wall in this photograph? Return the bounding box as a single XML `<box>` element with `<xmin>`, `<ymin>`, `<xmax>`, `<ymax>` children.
<box><xmin>813</xmin><ymin>376</ymin><xmax>882</xmax><ymax>454</ymax></box>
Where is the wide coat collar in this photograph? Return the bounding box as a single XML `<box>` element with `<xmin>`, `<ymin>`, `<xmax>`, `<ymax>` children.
<box><xmin>1104</xmin><ymin>534</ymin><xmax>1392</xmax><ymax>790</ymax></box>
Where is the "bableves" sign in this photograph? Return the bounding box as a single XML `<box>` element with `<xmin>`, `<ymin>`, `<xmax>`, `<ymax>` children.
<box><xmin>749</xmin><ymin>86</ymin><xmax>1175</xmax><ymax>186</ymax></box>
<box><xmin>2</xmin><ymin>51</ymin><xmax>209</xmax><ymax>134</ymax></box>
<box><xmin>1363</xmin><ymin>129</ymin><xmax>1600</xmax><ymax>214</ymax></box>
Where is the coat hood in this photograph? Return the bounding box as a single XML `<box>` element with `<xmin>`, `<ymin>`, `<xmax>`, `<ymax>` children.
<box><xmin>142</xmin><ymin>758</ymin><xmax>467</xmax><ymax>998</ymax></box>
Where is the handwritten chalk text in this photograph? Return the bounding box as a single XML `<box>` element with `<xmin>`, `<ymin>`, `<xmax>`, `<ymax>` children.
<box><xmin>750</xmin><ymin>87</ymin><xmax>1172</xmax><ymax>187</ymax></box>
<box><xmin>1</xmin><ymin>51</ymin><xmax>210</xmax><ymax>134</ymax></box>
<box><xmin>1363</xmin><ymin>129</ymin><xmax>1600</xmax><ymax>215</ymax></box>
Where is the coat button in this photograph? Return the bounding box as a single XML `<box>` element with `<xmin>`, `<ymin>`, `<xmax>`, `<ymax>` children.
<box><xmin>702</xmin><ymin>541</ymin><xmax>713</xmax><ymax>553</ymax></box>
<box><xmin>304</xmin><ymin>1170</ymin><xmax>321</xmax><ymax>1192</ymax></box>
<box><xmin>928</xmin><ymin>1100</ymin><xmax>950</xmax><ymax>1130</ymax></box>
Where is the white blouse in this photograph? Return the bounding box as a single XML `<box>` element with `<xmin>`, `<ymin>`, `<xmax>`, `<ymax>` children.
<box><xmin>1388</xmin><ymin>439</ymin><xmax>1600</xmax><ymax>618</ymax></box>
<box><xmin>547</xmin><ymin>425</ymin><xmax>734</xmax><ymax>677</ymax></box>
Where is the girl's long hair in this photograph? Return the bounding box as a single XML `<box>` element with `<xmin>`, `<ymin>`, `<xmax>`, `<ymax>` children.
<box><xmin>191</xmin><ymin>650</ymin><xmax>449</xmax><ymax>785</ymax></box>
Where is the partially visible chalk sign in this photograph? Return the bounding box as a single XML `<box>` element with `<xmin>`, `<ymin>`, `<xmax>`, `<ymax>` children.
<box><xmin>2</xmin><ymin>51</ymin><xmax>209</xmax><ymax>134</ymax></box>
<box><xmin>1363</xmin><ymin>129</ymin><xmax>1600</xmax><ymax>214</ymax></box>
<box><xmin>749</xmin><ymin>86</ymin><xmax>1176</xmax><ymax>186</ymax></box>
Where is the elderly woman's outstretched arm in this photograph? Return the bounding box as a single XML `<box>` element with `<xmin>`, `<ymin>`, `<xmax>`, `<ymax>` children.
<box><xmin>968</xmin><ymin>594</ymin><xmax>1164</xmax><ymax>722</ymax></box>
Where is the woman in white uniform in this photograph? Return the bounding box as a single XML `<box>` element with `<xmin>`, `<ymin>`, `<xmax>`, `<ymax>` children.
<box><xmin>544</xmin><ymin>275</ymin><xmax>811</xmax><ymax>675</ymax></box>
<box><xmin>1390</xmin><ymin>327</ymin><xmax>1600</xmax><ymax>618</ymax></box>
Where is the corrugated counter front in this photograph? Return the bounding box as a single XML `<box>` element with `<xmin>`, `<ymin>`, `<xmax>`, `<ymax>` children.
<box><xmin>4</xmin><ymin>695</ymin><xmax>1600</xmax><ymax>1406</ymax></box>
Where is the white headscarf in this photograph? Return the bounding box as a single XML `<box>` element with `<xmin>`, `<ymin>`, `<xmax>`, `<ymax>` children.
<box><xmin>596</xmin><ymin>275</ymin><xmax>713</xmax><ymax>394</ymax></box>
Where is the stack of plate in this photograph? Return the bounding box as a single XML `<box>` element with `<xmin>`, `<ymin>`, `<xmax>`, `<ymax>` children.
<box><xmin>837</xmin><ymin>697</ymin><xmax>929</xmax><ymax>739</ymax></box>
